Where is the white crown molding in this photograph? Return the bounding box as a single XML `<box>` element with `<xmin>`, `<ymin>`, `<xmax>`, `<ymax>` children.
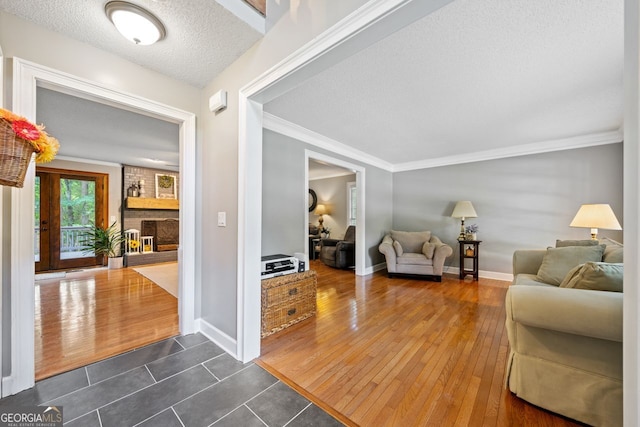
<box><xmin>264</xmin><ymin>112</ymin><xmax>623</xmax><ymax>173</ymax></box>
<box><xmin>393</xmin><ymin>130</ymin><xmax>624</xmax><ymax>172</ymax></box>
<box><xmin>264</xmin><ymin>112</ymin><xmax>394</xmax><ymax>171</ymax></box>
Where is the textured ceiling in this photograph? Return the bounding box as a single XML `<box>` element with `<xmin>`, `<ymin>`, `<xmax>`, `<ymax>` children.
<box><xmin>37</xmin><ymin>88</ymin><xmax>180</xmax><ymax>171</ymax></box>
<box><xmin>265</xmin><ymin>0</ymin><xmax>623</xmax><ymax>166</ymax></box>
<box><xmin>2</xmin><ymin>1</ymin><xmax>624</xmax><ymax>170</ymax></box>
<box><xmin>0</xmin><ymin>0</ymin><xmax>262</xmax><ymax>88</ymax></box>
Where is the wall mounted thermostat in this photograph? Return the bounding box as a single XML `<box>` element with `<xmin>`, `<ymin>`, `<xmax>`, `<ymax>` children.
<box><xmin>209</xmin><ymin>90</ymin><xmax>227</xmax><ymax>113</ymax></box>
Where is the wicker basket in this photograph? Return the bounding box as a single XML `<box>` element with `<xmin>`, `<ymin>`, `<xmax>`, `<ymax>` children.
<box><xmin>0</xmin><ymin>118</ymin><xmax>36</xmax><ymax>188</ymax></box>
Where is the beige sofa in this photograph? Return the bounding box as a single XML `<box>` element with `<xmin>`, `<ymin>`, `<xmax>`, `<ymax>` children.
<box><xmin>378</xmin><ymin>230</ymin><xmax>452</xmax><ymax>281</ymax></box>
<box><xmin>505</xmin><ymin>239</ymin><xmax>623</xmax><ymax>426</ymax></box>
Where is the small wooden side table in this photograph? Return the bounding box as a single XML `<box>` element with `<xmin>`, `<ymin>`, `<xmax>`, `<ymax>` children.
<box><xmin>459</xmin><ymin>240</ymin><xmax>481</xmax><ymax>280</ymax></box>
<box><xmin>311</xmin><ymin>238</ymin><xmax>321</xmax><ymax>260</ymax></box>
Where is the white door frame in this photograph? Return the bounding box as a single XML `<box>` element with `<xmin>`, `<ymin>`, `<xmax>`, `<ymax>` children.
<box><xmin>624</xmin><ymin>0</ymin><xmax>640</xmax><ymax>424</ymax></box>
<box><xmin>5</xmin><ymin>57</ymin><xmax>196</xmax><ymax>396</ymax></box>
<box><xmin>305</xmin><ymin>150</ymin><xmax>366</xmax><ymax>275</ymax></box>
<box><xmin>0</xmin><ymin>44</ymin><xmax>4</xmax><ymax>399</ymax></box>
<box><xmin>235</xmin><ymin>0</ymin><xmax>456</xmax><ymax>363</ymax></box>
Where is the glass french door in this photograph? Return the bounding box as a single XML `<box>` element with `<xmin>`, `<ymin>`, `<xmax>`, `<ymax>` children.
<box><xmin>35</xmin><ymin>168</ymin><xmax>108</xmax><ymax>272</ymax></box>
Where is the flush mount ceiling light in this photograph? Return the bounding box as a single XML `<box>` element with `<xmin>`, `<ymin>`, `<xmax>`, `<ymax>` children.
<box><xmin>105</xmin><ymin>1</ymin><xmax>166</xmax><ymax>45</ymax></box>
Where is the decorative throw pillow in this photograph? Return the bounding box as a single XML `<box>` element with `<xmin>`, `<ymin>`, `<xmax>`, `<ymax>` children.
<box><xmin>559</xmin><ymin>263</ymin><xmax>584</xmax><ymax>287</ymax></box>
<box><xmin>555</xmin><ymin>239</ymin><xmax>599</xmax><ymax>248</ymax></box>
<box><xmin>422</xmin><ymin>241</ymin><xmax>435</xmax><ymax>259</ymax></box>
<box><xmin>393</xmin><ymin>240</ymin><xmax>404</xmax><ymax>256</ymax></box>
<box><xmin>390</xmin><ymin>230</ymin><xmax>431</xmax><ymax>253</ymax></box>
<box><xmin>599</xmin><ymin>237</ymin><xmax>623</xmax><ymax>263</ymax></box>
<box><xmin>560</xmin><ymin>262</ymin><xmax>623</xmax><ymax>292</ymax></box>
<box><xmin>536</xmin><ymin>245</ymin><xmax>606</xmax><ymax>286</ymax></box>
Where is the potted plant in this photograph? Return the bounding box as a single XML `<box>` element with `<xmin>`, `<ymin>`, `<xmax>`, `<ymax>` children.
<box><xmin>80</xmin><ymin>221</ymin><xmax>125</xmax><ymax>269</ymax></box>
<box><xmin>465</xmin><ymin>224</ymin><xmax>478</xmax><ymax>241</ymax></box>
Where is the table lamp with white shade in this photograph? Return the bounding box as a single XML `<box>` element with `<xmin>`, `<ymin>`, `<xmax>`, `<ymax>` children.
<box><xmin>569</xmin><ymin>204</ymin><xmax>622</xmax><ymax>240</ymax></box>
<box><xmin>451</xmin><ymin>201</ymin><xmax>477</xmax><ymax>241</ymax></box>
<box><xmin>315</xmin><ymin>204</ymin><xmax>329</xmax><ymax>228</ymax></box>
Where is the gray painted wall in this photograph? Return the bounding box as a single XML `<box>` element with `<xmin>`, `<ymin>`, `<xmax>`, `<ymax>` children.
<box><xmin>199</xmin><ymin>0</ymin><xmax>373</xmax><ymax>338</ymax></box>
<box><xmin>392</xmin><ymin>143</ymin><xmax>623</xmax><ymax>274</ymax></box>
<box><xmin>262</xmin><ymin>133</ymin><xmax>305</xmax><ymax>257</ymax></box>
<box><xmin>262</xmin><ymin>130</ymin><xmax>392</xmax><ymax>268</ymax></box>
<box><xmin>309</xmin><ymin>174</ymin><xmax>356</xmax><ymax>240</ymax></box>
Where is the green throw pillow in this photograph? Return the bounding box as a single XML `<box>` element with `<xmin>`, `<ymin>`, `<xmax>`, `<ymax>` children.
<box><xmin>536</xmin><ymin>245</ymin><xmax>605</xmax><ymax>286</ymax></box>
<box><xmin>560</xmin><ymin>262</ymin><xmax>623</xmax><ymax>292</ymax></box>
<box><xmin>555</xmin><ymin>239</ymin><xmax>599</xmax><ymax>248</ymax></box>
<box><xmin>599</xmin><ymin>237</ymin><xmax>623</xmax><ymax>263</ymax></box>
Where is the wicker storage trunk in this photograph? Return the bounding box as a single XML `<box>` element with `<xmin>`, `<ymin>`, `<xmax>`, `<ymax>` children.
<box><xmin>261</xmin><ymin>270</ymin><xmax>317</xmax><ymax>338</ymax></box>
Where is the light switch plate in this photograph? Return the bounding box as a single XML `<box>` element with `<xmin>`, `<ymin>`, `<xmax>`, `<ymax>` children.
<box><xmin>217</xmin><ymin>212</ymin><xmax>226</xmax><ymax>227</ymax></box>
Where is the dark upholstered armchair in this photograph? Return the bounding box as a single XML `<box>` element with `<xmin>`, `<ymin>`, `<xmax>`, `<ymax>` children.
<box><xmin>319</xmin><ymin>226</ymin><xmax>355</xmax><ymax>269</ymax></box>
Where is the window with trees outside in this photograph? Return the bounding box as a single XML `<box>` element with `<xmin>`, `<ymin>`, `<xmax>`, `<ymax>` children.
<box><xmin>347</xmin><ymin>181</ymin><xmax>357</xmax><ymax>226</ymax></box>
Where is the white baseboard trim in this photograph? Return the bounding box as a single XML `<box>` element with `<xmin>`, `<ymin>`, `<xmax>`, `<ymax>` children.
<box><xmin>197</xmin><ymin>318</ymin><xmax>238</xmax><ymax>360</ymax></box>
<box><xmin>443</xmin><ymin>266</ymin><xmax>513</xmax><ymax>282</ymax></box>
<box><xmin>363</xmin><ymin>262</ymin><xmax>386</xmax><ymax>275</ymax></box>
<box><xmin>2</xmin><ymin>375</ymin><xmax>15</xmax><ymax>398</ymax></box>
<box><xmin>1</xmin><ymin>374</ymin><xmax>32</xmax><ymax>398</ymax></box>
<box><xmin>480</xmin><ymin>270</ymin><xmax>513</xmax><ymax>282</ymax></box>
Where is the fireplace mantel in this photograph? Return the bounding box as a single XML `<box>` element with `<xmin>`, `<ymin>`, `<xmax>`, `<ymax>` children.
<box><xmin>126</xmin><ymin>197</ymin><xmax>179</xmax><ymax>210</ymax></box>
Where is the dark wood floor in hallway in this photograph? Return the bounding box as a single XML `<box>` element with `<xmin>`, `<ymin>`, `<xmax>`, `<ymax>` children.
<box><xmin>258</xmin><ymin>261</ymin><xmax>583</xmax><ymax>426</ymax></box>
<box><xmin>36</xmin><ymin>267</ymin><xmax>179</xmax><ymax>381</ymax></box>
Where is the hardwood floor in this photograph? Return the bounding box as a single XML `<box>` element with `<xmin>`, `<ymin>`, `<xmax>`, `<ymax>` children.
<box><xmin>258</xmin><ymin>261</ymin><xmax>583</xmax><ymax>427</ymax></box>
<box><xmin>35</xmin><ymin>267</ymin><xmax>179</xmax><ymax>381</ymax></box>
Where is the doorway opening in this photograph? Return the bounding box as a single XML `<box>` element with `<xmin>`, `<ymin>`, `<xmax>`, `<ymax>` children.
<box><xmin>7</xmin><ymin>58</ymin><xmax>196</xmax><ymax>396</ymax></box>
<box><xmin>308</xmin><ymin>158</ymin><xmax>359</xmax><ymax>271</ymax></box>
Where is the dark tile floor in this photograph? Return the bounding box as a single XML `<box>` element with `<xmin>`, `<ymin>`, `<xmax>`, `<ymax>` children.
<box><xmin>0</xmin><ymin>334</ymin><xmax>344</xmax><ymax>426</ymax></box>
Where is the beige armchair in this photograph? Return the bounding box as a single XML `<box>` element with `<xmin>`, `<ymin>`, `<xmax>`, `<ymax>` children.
<box><xmin>378</xmin><ymin>230</ymin><xmax>452</xmax><ymax>282</ymax></box>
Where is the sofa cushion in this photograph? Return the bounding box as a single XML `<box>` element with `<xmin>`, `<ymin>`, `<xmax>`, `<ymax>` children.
<box><xmin>560</xmin><ymin>262</ymin><xmax>624</xmax><ymax>292</ymax></box>
<box><xmin>397</xmin><ymin>253</ymin><xmax>431</xmax><ymax>266</ymax></box>
<box><xmin>599</xmin><ymin>237</ymin><xmax>623</xmax><ymax>263</ymax></box>
<box><xmin>555</xmin><ymin>239</ymin><xmax>599</xmax><ymax>248</ymax></box>
<box><xmin>393</xmin><ymin>240</ymin><xmax>404</xmax><ymax>256</ymax></box>
<box><xmin>536</xmin><ymin>245</ymin><xmax>605</xmax><ymax>286</ymax></box>
<box><xmin>422</xmin><ymin>241</ymin><xmax>435</xmax><ymax>259</ymax></box>
<box><xmin>390</xmin><ymin>230</ymin><xmax>431</xmax><ymax>253</ymax></box>
<box><xmin>513</xmin><ymin>273</ymin><xmax>556</xmax><ymax>287</ymax></box>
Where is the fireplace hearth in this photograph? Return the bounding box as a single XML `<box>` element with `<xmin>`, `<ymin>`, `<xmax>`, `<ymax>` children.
<box><xmin>141</xmin><ymin>219</ymin><xmax>179</xmax><ymax>252</ymax></box>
